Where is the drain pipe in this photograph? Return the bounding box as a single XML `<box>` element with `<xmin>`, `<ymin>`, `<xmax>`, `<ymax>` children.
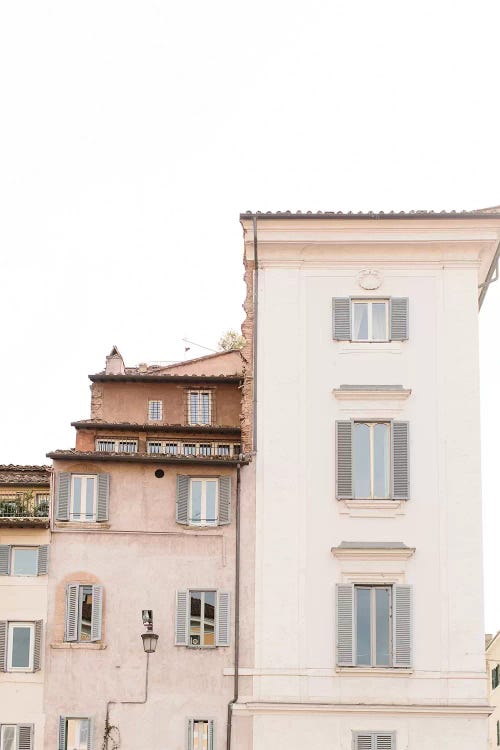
<box><xmin>226</xmin><ymin>462</ymin><xmax>241</xmax><ymax>750</ymax></box>
<box><xmin>104</xmin><ymin>652</ymin><xmax>150</xmax><ymax>750</ymax></box>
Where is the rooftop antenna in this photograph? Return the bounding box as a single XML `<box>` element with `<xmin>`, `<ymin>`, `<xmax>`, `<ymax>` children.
<box><xmin>182</xmin><ymin>337</ymin><xmax>218</xmax><ymax>355</ymax></box>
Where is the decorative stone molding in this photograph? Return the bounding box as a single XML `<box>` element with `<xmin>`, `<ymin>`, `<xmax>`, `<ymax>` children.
<box><xmin>332</xmin><ymin>542</ymin><xmax>415</xmax><ymax>561</ymax></box>
<box><xmin>338</xmin><ymin>499</ymin><xmax>406</xmax><ymax>517</ymax></box>
<box><xmin>333</xmin><ymin>385</ymin><xmax>411</xmax><ymax>401</ymax></box>
<box><xmin>232</xmin><ymin>702</ymin><xmax>491</xmax><ymax>717</ymax></box>
<box><xmin>357</xmin><ymin>269</ymin><xmax>382</xmax><ymax>290</ymax></box>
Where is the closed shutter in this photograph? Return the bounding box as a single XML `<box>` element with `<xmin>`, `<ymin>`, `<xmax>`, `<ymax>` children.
<box><xmin>354</xmin><ymin>735</ymin><xmax>394</xmax><ymax>750</ymax></box>
<box><xmin>58</xmin><ymin>717</ymin><xmax>66</xmax><ymax>750</ymax></box>
<box><xmin>187</xmin><ymin>719</ymin><xmax>194</xmax><ymax>750</ymax></box>
<box><xmin>375</xmin><ymin>735</ymin><xmax>394</xmax><ymax>750</ymax></box>
<box><xmin>332</xmin><ymin>298</ymin><xmax>351</xmax><ymax>340</ymax></box>
<box><xmin>65</xmin><ymin>584</ymin><xmax>80</xmax><ymax>642</ymax></box>
<box><xmin>87</xmin><ymin>719</ymin><xmax>94</xmax><ymax>750</ymax></box>
<box><xmin>37</xmin><ymin>545</ymin><xmax>49</xmax><ymax>576</ymax></box>
<box><xmin>175</xmin><ymin>591</ymin><xmax>189</xmax><ymax>646</ymax></box>
<box><xmin>176</xmin><ymin>476</ymin><xmax>189</xmax><ymax>525</ymax></box>
<box><xmin>91</xmin><ymin>585</ymin><xmax>103</xmax><ymax>642</ymax></box>
<box><xmin>56</xmin><ymin>473</ymin><xmax>71</xmax><ymax>521</ymax></box>
<box><xmin>218</xmin><ymin>476</ymin><xmax>231</xmax><ymax>525</ymax></box>
<box><xmin>215</xmin><ymin>592</ymin><xmax>231</xmax><ymax>647</ymax></box>
<box><xmin>336</xmin><ymin>421</ymin><xmax>353</xmax><ymax>499</ymax></box>
<box><xmin>17</xmin><ymin>725</ymin><xmax>34</xmax><ymax>750</ymax></box>
<box><xmin>392</xmin><ymin>422</ymin><xmax>409</xmax><ymax>500</ymax></box>
<box><xmin>0</xmin><ymin>620</ymin><xmax>7</xmax><ymax>671</ymax></box>
<box><xmin>390</xmin><ymin>297</ymin><xmax>409</xmax><ymax>340</ymax></box>
<box><xmin>33</xmin><ymin>620</ymin><xmax>42</xmax><ymax>671</ymax></box>
<box><xmin>393</xmin><ymin>584</ymin><xmax>412</xmax><ymax>667</ymax></box>
<box><xmin>355</xmin><ymin>736</ymin><xmax>373</xmax><ymax>750</ymax></box>
<box><xmin>97</xmin><ymin>474</ymin><xmax>110</xmax><ymax>521</ymax></box>
<box><xmin>208</xmin><ymin>720</ymin><xmax>214</xmax><ymax>750</ymax></box>
<box><xmin>0</xmin><ymin>545</ymin><xmax>10</xmax><ymax>575</ymax></box>
<box><xmin>336</xmin><ymin>584</ymin><xmax>354</xmax><ymax>666</ymax></box>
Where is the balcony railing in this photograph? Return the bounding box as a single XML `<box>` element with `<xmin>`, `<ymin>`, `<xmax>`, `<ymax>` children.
<box><xmin>0</xmin><ymin>493</ymin><xmax>50</xmax><ymax>519</ymax></box>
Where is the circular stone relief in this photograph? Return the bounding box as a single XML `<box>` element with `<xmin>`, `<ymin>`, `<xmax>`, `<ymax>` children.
<box><xmin>358</xmin><ymin>269</ymin><xmax>382</xmax><ymax>290</ymax></box>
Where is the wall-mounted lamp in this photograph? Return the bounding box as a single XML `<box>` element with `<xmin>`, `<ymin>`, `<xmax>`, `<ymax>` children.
<box><xmin>141</xmin><ymin>609</ymin><xmax>159</xmax><ymax>654</ymax></box>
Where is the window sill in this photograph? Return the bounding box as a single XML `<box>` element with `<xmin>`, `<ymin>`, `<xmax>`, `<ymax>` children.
<box><xmin>336</xmin><ymin>667</ymin><xmax>413</xmax><ymax>676</ymax></box>
<box><xmin>54</xmin><ymin>521</ymin><xmax>110</xmax><ymax>530</ymax></box>
<box><xmin>338</xmin><ymin>342</ymin><xmax>403</xmax><ymax>355</ymax></box>
<box><xmin>338</xmin><ymin>499</ymin><xmax>406</xmax><ymax>518</ymax></box>
<box><xmin>50</xmin><ymin>642</ymin><xmax>106</xmax><ymax>650</ymax></box>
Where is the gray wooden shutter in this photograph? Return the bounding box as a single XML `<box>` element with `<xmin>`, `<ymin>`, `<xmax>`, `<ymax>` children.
<box><xmin>354</xmin><ymin>736</ymin><xmax>373</xmax><ymax>750</ymax></box>
<box><xmin>0</xmin><ymin>545</ymin><xmax>10</xmax><ymax>575</ymax></box>
<box><xmin>97</xmin><ymin>474</ymin><xmax>110</xmax><ymax>521</ymax></box>
<box><xmin>65</xmin><ymin>584</ymin><xmax>79</xmax><ymax>642</ymax></box>
<box><xmin>390</xmin><ymin>297</ymin><xmax>409</xmax><ymax>340</ymax></box>
<box><xmin>87</xmin><ymin>718</ymin><xmax>94</xmax><ymax>750</ymax></box>
<box><xmin>17</xmin><ymin>725</ymin><xmax>34</xmax><ymax>750</ymax></box>
<box><xmin>33</xmin><ymin>620</ymin><xmax>42</xmax><ymax>671</ymax></box>
<box><xmin>175</xmin><ymin>591</ymin><xmax>189</xmax><ymax>645</ymax></box>
<box><xmin>37</xmin><ymin>545</ymin><xmax>49</xmax><ymax>576</ymax></box>
<box><xmin>218</xmin><ymin>476</ymin><xmax>231</xmax><ymax>525</ymax></box>
<box><xmin>336</xmin><ymin>421</ymin><xmax>353</xmax><ymax>499</ymax></box>
<box><xmin>332</xmin><ymin>297</ymin><xmax>351</xmax><ymax>340</ymax></box>
<box><xmin>336</xmin><ymin>584</ymin><xmax>354</xmax><ymax>666</ymax></box>
<box><xmin>393</xmin><ymin>584</ymin><xmax>412</xmax><ymax>667</ymax></box>
<box><xmin>58</xmin><ymin>717</ymin><xmax>66</xmax><ymax>750</ymax></box>
<box><xmin>91</xmin><ymin>585</ymin><xmax>103</xmax><ymax>642</ymax></box>
<box><xmin>187</xmin><ymin>719</ymin><xmax>194</xmax><ymax>750</ymax></box>
<box><xmin>208</xmin><ymin>720</ymin><xmax>214</xmax><ymax>750</ymax></box>
<box><xmin>375</xmin><ymin>735</ymin><xmax>394</xmax><ymax>750</ymax></box>
<box><xmin>0</xmin><ymin>620</ymin><xmax>7</xmax><ymax>671</ymax></box>
<box><xmin>56</xmin><ymin>472</ymin><xmax>71</xmax><ymax>521</ymax></box>
<box><xmin>176</xmin><ymin>476</ymin><xmax>189</xmax><ymax>525</ymax></box>
<box><xmin>392</xmin><ymin>421</ymin><xmax>409</xmax><ymax>500</ymax></box>
<box><xmin>215</xmin><ymin>592</ymin><xmax>231</xmax><ymax>646</ymax></box>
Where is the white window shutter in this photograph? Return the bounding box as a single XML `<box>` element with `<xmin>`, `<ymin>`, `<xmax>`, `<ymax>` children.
<box><xmin>187</xmin><ymin>719</ymin><xmax>194</xmax><ymax>750</ymax></box>
<box><xmin>176</xmin><ymin>476</ymin><xmax>190</xmax><ymax>525</ymax></box>
<box><xmin>175</xmin><ymin>591</ymin><xmax>189</xmax><ymax>645</ymax></box>
<box><xmin>392</xmin><ymin>422</ymin><xmax>409</xmax><ymax>500</ymax></box>
<box><xmin>336</xmin><ymin>421</ymin><xmax>353</xmax><ymax>499</ymax></box>
<box><xmin>56</xmin><ymin>473</ymin><xmax>71</xmax><ymax>521</ymax></box>
<box><xmin>65</xmin><ymin>584</ymin><xmax>79</xmax><ymax>642</ymax></box>
<box><xmin>91</xmin><ymin>585</ymin><xmax>103</xmax><ymax>642</ymax></box>
<box><xmin>0</xmin><ymin>620</ymin><xmax>7</xmax><ymax>671</ymax></box>
<box><xmin>390</xmin><ymin>297</ymin><xmax>409</xmax><ymax>340</ymax></box>
<box><xmin>218</xmin><ymin>476</ymin><xmax>231</xmax><ymax>525</ymax></box>
<box><xmin>17</xmin><ymin>725</ymin><xmax>34</xmax><ymax>750</ymax></box>
<box><xmin>393</xmin><ymin>584</ymin><xmax>412</xmax><ymax>667</ymax></box>
<box><xmin>375</xmin><ymin>735</ymin><xmax>394</xmax><ymax>750</ymax></box>
<box><xmin>58</xmin><ymin>717</ymin><xmax>66</xmax><ymax>750</ymax></box>
<box><xmin>332</xmin><ymin>298</ymin><xmax>351</xmax><ymax>340</ymax></box>
<box><xmin>0</xmin><ymin>545</ymin><xmax>10</xmax><ymax>575</ymax></box>
<box><xmin>336</xmin><ymin>584</ymin><xmax>354</xmax><ymax>666</ymax></box>
<box><xmin>33</xmin><ymin>620</ymin><xmax>42</xmax><ymax>671</ymax></box>
<box><xmin>97</xmin><ymin>474</ymin><xmax>110</xmax><ymax>521</ymax></box>
<box><xmin>208</xmin><ymin>720</ymin><xmax>214</xmax><ymax>750</ymax></box>
<box><xmin>37</xmin><ymin>545</ymin><xmax>49</xmax><ymax>576</ymax></box>
<box><xmin>87</xmin><ymin>719</ymin><xmax>94</xmax><ymax>750</ymax></box>
<box><xmin>215</xmin><ymin>592</ymin><xmax>231</xmax><ymax>646</ymax></box>
<box><xmin>355</xmin><ymin>736</ymin><xmax>374</xmax><ymax>750</ymax></box>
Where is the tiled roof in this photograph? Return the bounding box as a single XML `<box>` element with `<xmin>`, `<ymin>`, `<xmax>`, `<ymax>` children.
<box><xmin>0</xmin><ymin>465</ymin><xmax>51</xmax><ymax>485</ymax></box>
<box><xmin>240</xmin><ymin>207</ymin><xmax>500</xmax><ymax>219</ymax></box>
<box><xmin>71</xmin><ymin>420</ymin><xmax>240</xmax><ymax>434</ymax></box>
<box><xmin>89</xmin><ymin>373</ymin><xmax>242</xmax><ymax>382</ymax></box>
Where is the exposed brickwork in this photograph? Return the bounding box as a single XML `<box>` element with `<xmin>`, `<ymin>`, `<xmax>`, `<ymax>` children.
<box><xmin>241</xmin><ymin>254</ymin><xmax>254</xmax><ymax>453</ymax></box>
<box><xmin>90</xmin><ymin>383</ymin><xmax>103</xmax><ymax>419</ymax></box>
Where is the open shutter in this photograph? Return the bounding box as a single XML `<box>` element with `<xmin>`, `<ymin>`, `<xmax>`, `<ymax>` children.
<box><xmin>393</xmin><ymin>584</ymin><xmax>412</xmax><ymax>667</ymax></box>
<box><xmin>187</xmin><ymin>719</ymin><xmax>194</xmax><ymax>750</ymax></box>
<box><xmin>87</xmin><ymin>719</ymin><xmax>94</xmax><ymax>750</ymax></box>
<box><xmin>33</xmin><ymin>621</ymin><xmax>42</xmax><ymax>671</ymax></box>
<box><xmin>176</xmin><ymin>476</ymin><xmax>189</xmax><ymax>525</ymax></box>
<box><xmin>58</xmin><ymin>717</ymin><xmax>66</xmax><ymax>750</ymax></box>
<box><xmin>37</xmin><ymin>545</ymin><xmax>49</xmax><ymax>576</ymax></box>
<box><xmin>0</xmin><ymin>620</ymin><xmax>6</xmax><ymax>671</ymax></box>
<box><xmin>392</xmin><ymin>421</ymin><xmax>409</xmax><ymax>500</ymax></box>
<box><xmin>0</xmin><ymin>545</ymin><xmax>10</xmax><ymax>575</ymax></box>
<box><xmin>56</xmin><ymin>473</ymin><xmax>71</xmax><ymax>521</ymax></box>
<box><xmin>208</xmin><ymin>720</ymin><xmax>214</xmax><ymax>750</ymax></box>
<box><xmin>336</xmin><ymin>584</ymin><xmax>354</xmax><ymax>666</ymax></box>
<box><xmin>332</xmin><ymin>298</ymin><xmax>351</xmax><ymax>340</ymax></box>
<box><xmin>91</xmin><ymin>585</ymin><xmax>103</xmax><ymax>642</ymax></box>
<box><xmin>175</xmin><ymin>591</ymin><xmax>189</xmax><ymax>645</ymax></box>
<box><xmin>65</xmin><ymin>584</ymin><xmax>79</xmax><ymax>642</ymax></box>
<box><xmin>336</xmin><ymin>421</ymin><xmax>353</xmax><ymax>499</ymax></box>
<box><xmin>97</xmin><ymin>474</ymin><xmax>110</xmax><ymax>521</ymax></box>
<box><xmin>390</xmin><ymin>297</ymin><xmax>409</xmax><ymax>340</ymax></box>
<box><xmin>218</xmin><ymin>476</ymin><xmax>231</xmax><ymax>525</ymax></box>
<box><xmin>17</xmin><ymin>725</ymin><xmax>34</xmax><ymax>750</ymax></box>
<box><xmin>215</xmin><ymin>592</ymin><xmax>231</xmax><ymax>646</ymax></box>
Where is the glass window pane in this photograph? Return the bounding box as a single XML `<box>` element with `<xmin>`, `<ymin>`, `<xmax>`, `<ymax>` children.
<box><xmin>165</xmin><ymin>443</ymin><xmax>177</xmax><ymax>455</ymax></box>
<box><xmin>189</xmin><ymin>393</ymin><xmax>199</xmax><ymax>423</ymax></box>
<box><xmin>12</xmin><ymin>626</ymin><xmax>31</xmax><ymax>668</ymax></box>
<box><xmin>204</xmin><ymin>591</ymin><xmax>216</xmax><ymax>647</ymax></box>
<box><xmin>372</xmin><ymin>302</ymin><xmax>387</xmax><ymax>340</ymax></box>
<box><xmin>353</xmin><ymin>303</ymin><xmax>368</xmax><ymax>340</ymax></box>
<box><xmin>354</xmin><ymin>423</ymin><xmax>371</xmax><ymax>498</ymax></box>
<box><xmin>191</xmin><ymin>481</ymin><xmax>202</xmax><ymax>522</ymax></box>
<box><xmin>85</xmin><ymin>478</ymin><xmax>95</xmax><ymax>519</ymax></box>
<box><xmin>193</xmin><ymin>721</ymin><xmax>208</xmax><ymax>750</ymax></box>
<box><xmin>373</xmin><ymin>423</ymin><xmax>389</xmax><ymax>498</ymax></box>
<box><xmin>200</xmin><ymin>393</ymin><xmax>210</xmax><ymax>424</ymax></box>
<box><xmin>375</xmin><ymin>588</ymin><xmax>391</xmax><ymax>666</ymax></box>
<box><xmin>80</xmin><ymin>588</ymin><xmax>93</xmax><ymax>641</ymax></box>
<box><xmin>2</xmin><ymin>726</ymin><xmax>16</xmax><ymax>750</ymax></box>
<box><xmin>190</xmin><ymin>591</ymin><xmax>202</xmax><ymax>645</ymax></box>
<box><xmin>206</xmin><ymin>481</ymin><xmax>217</xmax><ymax>523</ymax></box>
<box><xmin>355</xmin><ymin>588</ymin><xmax>371</xmax><ymax>665</ymax></box>
<box><xmin>12</xmin><ymin>548</ymin><xmax>38</xmax><ymax>575</ymax></box>
<box><xmin>67</xmin><ymin>719</ymin><xmax>89</xmax><ymax>750</ymax></box>
<box><xmin>72</xmin><ymin>477</ymin><xmax>82</xmax><ymax>519</ymax></box>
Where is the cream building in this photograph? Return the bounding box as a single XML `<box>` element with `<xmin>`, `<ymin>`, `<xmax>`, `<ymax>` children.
<box><xmin>486</xmin><ymin>632</ymin><xmax>500</xmax><ymax>748</ymax></box>
<box><xmin>233</xmin><ymin>209</ymin><xmax>500</xmax><ymax>750</ymax></box>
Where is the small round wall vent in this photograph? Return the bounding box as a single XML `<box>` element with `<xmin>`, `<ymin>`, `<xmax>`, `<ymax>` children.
<box><xmin>154</xmin><ymin>469</ymin><xmax>165</xmax><ymax>479</ymax></box>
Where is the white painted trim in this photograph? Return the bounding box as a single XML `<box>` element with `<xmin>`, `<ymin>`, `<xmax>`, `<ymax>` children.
<box><xmin>333</xmin><ymin>389</ymin><xmax>411</xmax><ymax>401</ymax></box>
<box><xmin>338</xmin><ymin>500</ymin><xmax>406</xmax><ymax>518</ymax></box>
<box><xmin>332</xmin><ymin>546</ymin><xmax>415</xmax><ymax>561</ymax></box>
<box><xmin>231</xmin><ymin>701</ymin><xmax>492</xmax><ymax>717</ymax></box>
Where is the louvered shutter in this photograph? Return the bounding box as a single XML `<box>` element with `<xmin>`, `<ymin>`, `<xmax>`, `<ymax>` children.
<box><xmin>33</xmin><ymin>620</ymin><xmax>42</xmax><ymax>671</ymax></box>
<box><xmin>336</xmin><ymin>421</ymin><xmax>353</xmax><ymax>499</ymax></box>
<box><xmin>97</xmin><ymin>474</ymin><xmax>110</xmax><ymax>521</ymax></box>
<box><xmin>91</xmin><ymin>585</ymin><xmax>103</xmax><ymax>641</ymax></box>
<box><xmin>58</xmin><ymin>717</ymin><xmax>66</xmax><ymax>750</ymax></box>
<box><xmin>0</xmin><ymin>620</ymin><xmax>7</xmax><ymax>671</ymax></box>
<box><xmin>187</xmin><ymin>719</ymin><xmax>194</xmax><ymax>750</ymax></box>
<box><xmin>0</xmin><ymin>545</ymin><xmax>10</xmax><ymax>575</ymax></box>
<box><xmin>392</xmin><ymin>421</ymin><xmax>409</xmax><ymax>500</ymax></box>
<box><xmin>355</xmin><ymin>736</ymin><xmax>373</xmax><ymax>750</ymax></box>
<box><xmin>393</xmin><ymin>584</ymin><xmax>412</xmax><ymax>667</ymax></box>
<box><xmin>218</xmin><ymin>476</ymin><xmax>231</xmax><ymax>525</ymax></box>
<box><xmin>175</xmin><ymin>591</ymin><xmax>189</xmax><ymax>645</ymax></box>
<box><xmin>390</xmin><ymin>297</ymin><xmax>409</xmax><ymax>341</ymax></box>
<box><xmin>215</xmin><ymin>592</ymin><xmax>230</xmax><ymax>646</ymax></box>
<box><xmin>375</xmin><ymin>735</ymin><xmax>394</xmax><ymax>750</ymax></box>
<box><xmin>87</xmin><ymin>719</ymin><xmax>94</xmax><ymax>750</ymax></box>
<box><xmin>37</xmin><ymin>545</ymin><xmax>49</xmax><ymax>575</ymax></box>
<box><xmin>332</xmin><ymin>298</ymin><xmax>351</xmax><ymax>340</ymax></box>
<box><xmin>17</xmin><ymin>725</ymin><xmax>34</xmax><ymax>750</ymax></box>
<box><xmin>176</xmin><ymin>476</ymin><xmax>189</xmax><ymax>525</ymax></box>
<box><xmin>208</xmin><ymin>720</ymin><xmax>214</xmax><ymax>750</ymax></box>
<box><xmin>56</xmin><ymin>473</ymin><xmax>71</xmax><ymax>521</ymax></box>
<box><xmin>336</xmin><ymin>584</ymin><xmax>354</xmax><ymax>666</ymax></box>
<box><xmin>65</xmin><ymin>584</ymin><xmax>79</xmax><ymax>642</ymax></box>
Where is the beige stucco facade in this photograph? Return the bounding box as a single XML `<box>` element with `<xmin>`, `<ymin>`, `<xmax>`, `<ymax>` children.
<box><xmin>486</xmin><ymin>632</ymin><xmax>500</xmax><ymax>748</ymax></box>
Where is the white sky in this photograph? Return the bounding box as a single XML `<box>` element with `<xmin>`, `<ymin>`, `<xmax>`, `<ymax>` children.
<box><xmin>1</xmin><ymin>1</ymin><xmax>500</xmax><ymax>630</ymax></box>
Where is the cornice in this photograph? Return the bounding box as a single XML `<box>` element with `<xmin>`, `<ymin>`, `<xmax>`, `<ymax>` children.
<box><xmin>333</xmin><ymin>387</ymin><xmax>411</xmax><ymax>401</ymax></box>
<box><xmin>232</xmin><ymin>701</ymin><xmax>491</xmax><ymax>718</ymax></box>
<box><xmin>332</xmin><ymin>545</ymin><xmax>415</xmax><ymax>561</ymax></box>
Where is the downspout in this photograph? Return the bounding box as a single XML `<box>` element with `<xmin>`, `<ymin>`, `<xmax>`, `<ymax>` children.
<box><xmin>104</xmin><ymin>652</ymin><xmax>150</xmax><ymax>749</ymax></box>
<box><xmin>252</xmin><ymin>216</ymin><xmax>258</xmax><ymax>451</ymax></box>
<box><xmin>479</xmin><ymin>238</ymin><xmax>500</xmax><ymax>309</ymax></box>
<box><xmin>226</xmin><ymin>462</ymin><xmax>241</xmax><ymax>750</ymax></box>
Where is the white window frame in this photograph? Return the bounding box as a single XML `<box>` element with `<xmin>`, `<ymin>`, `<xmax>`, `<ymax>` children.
<box><xmin>7</xmin><ymin>621</ymin><xmax>34</xmax><ymax>672</ymax></box>
<box><xmin>188</xmin><ymin>391</ymin><xmax>212</xmax><ymax>426</ymax></box>
<box><xmin>64</xmin><ymin>717</ymin><xmax>91</xmax><ymax>750</ymax></box>
<box><xmin>351</xmin><ymin>299</ymin><xmax>389</xmax><ymax>342</ymax></box>
<box><xmin>70</xmin><ymin>474</ymin><xmax>97</xmax><ymax>522</ymax></box>
<box><xmin>354</xmin><ymin>585</ymin><xmax>393</xmax><ymax>668</ymax></box>
<box><xmin>354</xmin><ymin>421</ymin><xmax>391</xmax><ymax>500</ymax></box>
<box><xmin>188</xmin><ymin>590</ymin><xmax>217</xmax><ymax>648</ymax></box>
<box><xmin>189</xmin><ymin>478</ymin><xmax>219</xmax><ymax>526</ymax></box>
<box><xmin>11</xmin><ymin>546</ymin><xmax>39</xmax><ymax>576</ymax></box>
<box><xmin>148</xmin><ymin>400</ymin><xmax>163</xmax><ymax>421</ymax></box>
<box><xmin>0</xmin><ymin>725</ymin><xmax>18</xmax><ymax>750</ymax></box>
<box><xmin>188</xmin><ymin>719</ymin><xmax>213</xmax><ymax>750</ymax></box>
<box><xmin>96</xmin><ymin>439</ymin><xmax>138</xmax><ymax>453</ymax></box>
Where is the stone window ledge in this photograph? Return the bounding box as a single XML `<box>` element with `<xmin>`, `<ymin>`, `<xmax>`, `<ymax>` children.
<box><xmin>54</xmin><ymin>522</ymin><xmax>111</xmax><ymax>530</ymax></box>
<box><xmin>338</xmin><ymin>500</ymin><xmax>406</xmax><ymax>517</ymax></box>
<box><xmin>50</xmin><ymin>642</ymin><xmax>106</xmax><ymax>650</ymax></box>
<box><xmin>336</xmin><ymin>667</ymin><xmax>413</xmax><ymax>676</ymax></box>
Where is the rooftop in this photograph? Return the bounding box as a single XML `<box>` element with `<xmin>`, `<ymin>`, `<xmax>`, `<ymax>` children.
<box><xmin>0</xmin><ymin>465</ymin><xmax>51</xmax><ymax>486</ymax></box>
<box><xmin>240</xmin><ymin>206</ymin><xmax>500</xmax><ymax>220</ymax></box>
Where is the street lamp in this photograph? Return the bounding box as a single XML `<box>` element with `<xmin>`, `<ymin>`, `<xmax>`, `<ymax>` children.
<box><xmin>141</xmin><ymin>609</ymin><xmax>159</xmax><ymax>654</ymax></box>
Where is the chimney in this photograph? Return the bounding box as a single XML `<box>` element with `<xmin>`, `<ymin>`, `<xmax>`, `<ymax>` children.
<box><xmin>105</xmin><ymin>346</ymin><xmax>125</xmax><ymax>375</ymax></box>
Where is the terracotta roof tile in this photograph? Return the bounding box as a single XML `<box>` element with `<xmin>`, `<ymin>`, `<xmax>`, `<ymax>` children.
<box><xmin>0</xmin><ymin>465</ymin><xmax>51</xmax><ymax>485</ymax></box>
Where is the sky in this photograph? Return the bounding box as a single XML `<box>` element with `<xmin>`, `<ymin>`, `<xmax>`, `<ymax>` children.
<box><xmin>1</xmin><ymin>0</ymin><xmax>500</xmax><ymax>629</ymax></box>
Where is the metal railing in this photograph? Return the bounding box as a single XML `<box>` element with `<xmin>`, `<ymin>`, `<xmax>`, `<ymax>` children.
<box><xmin>0</xmin><ymin>493</ymin><xmax>50</xmax><ymax>518</ymax></box>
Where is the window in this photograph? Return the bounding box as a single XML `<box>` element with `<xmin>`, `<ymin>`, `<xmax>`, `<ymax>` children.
<box><xmin>0</xmin><ymin>726</ymin><xmax>33</xmax><ymax>750</ymax></box>
<box><xmin>217</xmin><ymin>445</ymin><xmax>230</xmax><ymax>457</ymax></box>
<box><xmin>353</xmin><ymin>732</ymin><xmax>395</xmax><ymax>749</ymax></box>
<box><xmin>188</xmin><ymin>719</ymin><xmax>214</xmax><ymax>750</ymax></box>
<box><xmin>56</xmin><ymin>473</ymin><xmax>109</xmax><ymax>524</ymax></box>
<box><xmin>59</xmin><ymin>718</ymin><xmax>93</xmax><ymax>750</ymax></box>
<box><xmin>188</xmin><ymin>591</ymin><xmax>215</xmax><ymax>647</ymax></box>
<box><xmin>7</xmin><ymin>622</ymin><xmax>34</xmax><ymax>671</ymax></box>
<box><xmin>148</xmin><ymin>400</ymin><xmax>163</xmax><ymax>421</ymax></box>
<box><xmin>355</xmin><ymin>586</ymin><xmax>391</xmax><ymax>667</ymax></box>
<box><xmin>493</xmin><ymin>664</ymin><xmax>499</xmax><ymax>690</ymax></box>
<box><xmin>199</xmin><ymin>444</ymin><xmax>212</xmax><ymax>456</ymax></box>
<box><xmin>188</xmin><ymin>391</ymin><xmax>212</xmax><ymax>425</ymax></box>
<box><xmin>65</xmin><ymin>584</ymin><xmax>103</xmax><ymax>643</ymax></box>
<box><xmin>96</xmin><ymin>440</ymin><xmax>137</xmax><ymax>453</ymax></box>
<box><xmin>354</xmin><ymin>422</ymin><xmax>390</xmax><ymax>499</ymax></box>
<box><xmin>12</xmin><ymin>548</ymin><xmax>38</xmax><ymax>576</ymax></box>
<box><xmin>332</xmin><ymin>297</ymin><xmax>409</xmax><ymax>342</ymax></box>
<box><xmin>189</xmin><ymin>479</ymin><xmax>218</xmax><ymax>526</ymax></box>
<box><xmin>184</xmin><ymin>444</ymin><xmax>197</xmax><ymax>456</ymax></box>
<box><xmin>176</xmin><ymin>476</ymin><xmax>231</xmax><ymax>527</ymax></box>
<box><xmin>70</xmin><ymin>475</ymin><xmax>97</xmax><ymax>522</ymax></box>
<box><xmin>175</xmin><ymin>590</ymin><xmax>230</xmax><ymax>647</ymax></box>
<box><xmin>352</xmin><ymin>299</ymin><xmax>389</xmax><ymax>341</ymax></box>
